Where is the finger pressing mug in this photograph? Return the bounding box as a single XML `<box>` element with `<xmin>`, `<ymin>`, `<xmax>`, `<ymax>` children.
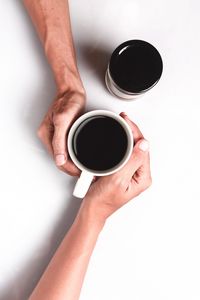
<box><xmin>67</xmin><ymin>110</ymin><xmax>134</xmax><ymax>198</ymax></box>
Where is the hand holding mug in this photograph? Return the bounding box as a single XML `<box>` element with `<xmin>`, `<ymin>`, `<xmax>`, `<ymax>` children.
<box><xmin>37</xmin><ymin>87</ymin><xmax>85</xmax><ymax>176</ymax></box>
<box><xmin>68</xmin><ymin>110</ymin><xmax>134</xmax><ymax>198</ymax></box>
<box><xmin>83</xmin><ymin>113</ymin><xmax>151</xmax><ymax>220</ymax></box>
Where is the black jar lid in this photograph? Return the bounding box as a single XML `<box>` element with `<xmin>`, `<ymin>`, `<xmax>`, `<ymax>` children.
<box><xmin>109</xmin><ymin>40</ymin><xmax>163</xmax><ymax>94</ymax></box>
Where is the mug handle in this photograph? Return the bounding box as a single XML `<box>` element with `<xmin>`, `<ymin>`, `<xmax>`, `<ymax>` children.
<box><xmin>73</xmin><ymin>171</ymin><xmax>94</xmax><ymax>198</ymax></box>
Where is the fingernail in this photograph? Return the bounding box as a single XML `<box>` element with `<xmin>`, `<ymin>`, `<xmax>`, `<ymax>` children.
<box><xmin>55</xmin><ymin>154</ymin><xmax>66</xmax><ymax>166</ymax></box>
<box><xmin>139</xmin><ymin>140</ymin><xmax>149</xmax><ymax>152</ymax></box>
<box><xmin>121</xmin><ymin>112</ymin><xmax>128</xmax><ymax>117</ymax></box>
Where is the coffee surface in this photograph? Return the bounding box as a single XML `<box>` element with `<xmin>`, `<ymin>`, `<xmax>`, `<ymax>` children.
<box><xmin>109</xmin><ymin>40</ymin><xmax>163</xmax><ymax>93</ymax></box>
<box><xmin>72</xmin><ymin>116</ymin><xmax>128</xmax><ymax>171</ymax></box>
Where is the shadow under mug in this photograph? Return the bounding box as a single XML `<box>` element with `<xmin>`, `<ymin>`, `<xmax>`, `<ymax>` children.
<box><xmin>68</xmin><ymin>110</ymin><xmax>134</xmax><ymax>198</ymax></box>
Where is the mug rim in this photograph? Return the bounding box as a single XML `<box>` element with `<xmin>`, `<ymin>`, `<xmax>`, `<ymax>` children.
<box><xmin>67</xmin><ymin>110</ymin><xmax>134</xmax><ymax>176</ymax></box>
<box><xmin>108</xmin><ymin>39</ymin><xmax>163</xmax><ymax>94</ymax></box>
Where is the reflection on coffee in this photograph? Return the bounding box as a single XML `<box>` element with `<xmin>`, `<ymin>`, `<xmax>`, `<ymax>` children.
<box><xmin>72</xmin><ymin>115</ymin><xmax>128</xmax><ymax>171</ymax></box>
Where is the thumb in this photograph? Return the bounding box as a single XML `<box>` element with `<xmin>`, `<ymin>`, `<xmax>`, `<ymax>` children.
<box><xmin>52</xmin><ymin>124</ymin><xmax>68</xmax><ymax>166</ymax></box>
<box><xmin>121</xmin><ymin>139</ymin><xmax>149</xmax><ymax>179</ymax></box>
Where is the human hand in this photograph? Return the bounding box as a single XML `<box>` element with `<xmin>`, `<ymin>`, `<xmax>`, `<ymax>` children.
<box><xmin>83</xmin><ymin>112</ymin><xmax>152</xmax><ymax>221</ymax></box>
<box><xmin>37</xmin><ymin>84</ymin><xmax>86</xmax><ymax>176</ymax></box>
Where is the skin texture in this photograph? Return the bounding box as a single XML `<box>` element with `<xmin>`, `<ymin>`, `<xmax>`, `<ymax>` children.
<box><xmin>29</xmin><ymin>114</ymin><xmax>152</xmax><ymax>300</ymax></box>
<box><xmin>24</xmin><ymin>0</ymin><xmax>86</xmax><ymax>176</ymax></box>
<box><xmin>24</xmin><ymin>1</ymin><xmax>152</xmax><ymax>299</ymax></box>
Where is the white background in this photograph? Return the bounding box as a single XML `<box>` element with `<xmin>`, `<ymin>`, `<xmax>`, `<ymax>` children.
<box><xmin>0</xmin><ymin>0</ymin><xmax>200</xmax><ymax>299</ymax></box>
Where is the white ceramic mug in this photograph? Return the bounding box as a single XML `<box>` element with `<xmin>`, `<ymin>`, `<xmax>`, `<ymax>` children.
<box><xmin>68</xmin><ymin>110</ymin><xmax>134</xmax><ymax>198</ymax></box>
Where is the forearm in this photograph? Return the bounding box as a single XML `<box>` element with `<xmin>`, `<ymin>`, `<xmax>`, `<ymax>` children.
<box><xmin>24</xmin><ymin>0</ymin><xmax>84</xmax><ymax>93</ymax></box>
<box><xmin>29</xmin><ymin>201</ymin><xmax>105</xmax><ymax>300</ymax></box>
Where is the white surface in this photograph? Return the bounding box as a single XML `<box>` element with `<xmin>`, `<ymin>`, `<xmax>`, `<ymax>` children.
<box><xmin>0</xmin><ymin>0</ymin><xmax>200</xmax><ymax>299</ymax></box>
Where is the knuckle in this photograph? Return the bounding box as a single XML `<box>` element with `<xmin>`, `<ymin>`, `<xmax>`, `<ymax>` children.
<box><xmin>37</xmin><ymin>126</ymin><xmax>44</xmax><ymax>140</ymax></box>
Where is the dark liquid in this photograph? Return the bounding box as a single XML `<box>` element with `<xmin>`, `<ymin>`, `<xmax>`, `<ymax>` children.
<box><xmin>72</xmin><ymin>116</ymin><xmax>128</xmax><ymax>171</ymax></box>
<box><xmin>109</xmin><ymin>40</ymin><xmax>163</xmax><ymax>93</ymax></box>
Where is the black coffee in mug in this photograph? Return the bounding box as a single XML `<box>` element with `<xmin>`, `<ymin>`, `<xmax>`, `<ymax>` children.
<box><xmin>72</xmin><ymin>115</ymin><xmax>128</xmax><ymax>171</ymax></box>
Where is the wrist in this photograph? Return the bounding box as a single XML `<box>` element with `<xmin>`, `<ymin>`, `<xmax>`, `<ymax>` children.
<box><xmin>78</xmin><ymin>198</ymin><xmax>107</xmax><ymax>230</ymax></box>
<box><xmin>55</xmin><ymin>66</ymin><xmax>85</xmax><ymax>97</ymax></box>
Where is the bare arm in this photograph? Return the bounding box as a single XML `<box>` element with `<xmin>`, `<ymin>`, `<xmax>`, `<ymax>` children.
<box><xmin>24</xmin><ymin>0</ymin><xmax>83</xmax><ymax>93</ymax></box>
<box><xmin>29</xmin><ymin>203</ymin><xmax>105</xmax><ymax>300</ymax></box>
<box><xmin>29</xmin><ymin>114</ymin><xmax>151</xmax><ymax>300</ymax></box>
<box><xmin>24</xmin><ymin>0</ymin><xmax>86</xmax><ymax>175</ymax></box>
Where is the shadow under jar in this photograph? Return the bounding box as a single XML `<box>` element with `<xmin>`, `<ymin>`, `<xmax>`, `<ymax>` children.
<box><xmin>105</xmin><ymin>40</ymin><xmax>163</xmax><ymax>100</ymax></box>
